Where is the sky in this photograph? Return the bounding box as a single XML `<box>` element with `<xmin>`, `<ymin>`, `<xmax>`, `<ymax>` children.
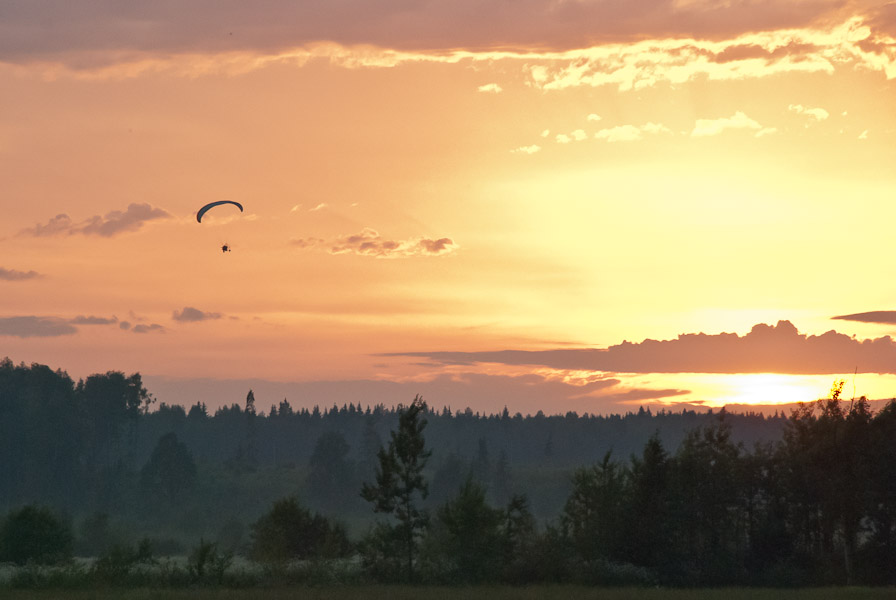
<box><xmin>2</xmin><ymin>0</ymin><xmax>896</xmax><ymax>416</ymax></box>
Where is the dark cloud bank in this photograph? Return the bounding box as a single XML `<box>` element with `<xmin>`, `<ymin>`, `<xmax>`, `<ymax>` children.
<box><xmin>144</xmin><ymin>371</ymin><xmax>689</xmax><ymax>418</ymax></box>
<box><xmin>392</xmin><ymin>321</ymin><xmax>896</xmax><ymax>375</ymax></box>
<box><xmin>0</xmin><ymin>0</ymin><xmax>857</xmax><ymax>64</ymax></box>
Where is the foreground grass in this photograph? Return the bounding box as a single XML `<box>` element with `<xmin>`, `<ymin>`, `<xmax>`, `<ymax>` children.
<box><xmin>2</xmin><ymin>587</ymin><xmax>895</xmax><ymax>600</ymax></box>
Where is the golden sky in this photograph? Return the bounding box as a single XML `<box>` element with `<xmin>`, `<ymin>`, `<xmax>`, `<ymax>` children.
<box><xmin>2</xmin><ymin>1</ymin><xmax>896</xmax><ymax>414</ymax></box>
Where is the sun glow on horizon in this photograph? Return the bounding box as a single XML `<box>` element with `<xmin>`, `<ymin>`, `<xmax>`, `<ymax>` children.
<box><xmin>707</xmin><ymin>373</ymin><xmax>823</xmax><ymax>407</ymax></box>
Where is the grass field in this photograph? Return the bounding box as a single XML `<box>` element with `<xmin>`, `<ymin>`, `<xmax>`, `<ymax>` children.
<box><xmin>3</xmin><ymin>586</ymin><xmax>895</xmax><ymax>600</ymax></box>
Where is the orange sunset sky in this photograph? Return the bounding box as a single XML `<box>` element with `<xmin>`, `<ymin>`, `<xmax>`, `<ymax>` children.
<box><xmin>2</xmin><ymin>1</ymin><xmax>896</xmax><ymax>415</ymax></box>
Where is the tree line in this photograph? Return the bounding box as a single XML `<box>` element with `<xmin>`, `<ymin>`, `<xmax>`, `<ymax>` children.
<box><xmin>1</xmin><ymin>359</ymin><xmax>894</xmax><ymax>586</ymax></box>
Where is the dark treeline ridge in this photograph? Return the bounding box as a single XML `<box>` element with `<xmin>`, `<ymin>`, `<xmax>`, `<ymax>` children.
<box><xmin>1</xmin><ymin>358</ymin><xmax>895</xmax><ymax>588</ymax></box>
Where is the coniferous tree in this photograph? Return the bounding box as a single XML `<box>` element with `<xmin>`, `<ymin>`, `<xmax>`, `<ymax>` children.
<box><xmin>623</xmin><ymin>432</ymin><xmax>671</xmax><ymax>572</ymax></box>
<box><xmin>140</xmin><ymin>432</ymin><xmax>197</xmax><ymax>505</ymax></box>
<box><xmin>307</xmin><ymin>431</ymin><xmax>354</xmax><ymax>512</ymax></box>
<box><xmin>562</xmin><ymin>451</ymin><xmax>626</xmax><ymax>566</ymax></box>
<box><xmin>425</xmin><ymin>478</ymin><xmax>504</xmax><ymax>583</ymax></box>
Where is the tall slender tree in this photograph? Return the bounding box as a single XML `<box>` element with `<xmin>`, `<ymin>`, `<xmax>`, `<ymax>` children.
<box><xmin>361</xmin><ymin>395</ymin><xmax>431</xmax><ymax>581</ymax></box>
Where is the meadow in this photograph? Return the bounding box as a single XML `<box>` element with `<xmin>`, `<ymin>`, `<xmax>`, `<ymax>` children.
<box><xmin>3</xmin><ymin>585</ymin><xmax>895</xmax><ymax>600</ymax></box>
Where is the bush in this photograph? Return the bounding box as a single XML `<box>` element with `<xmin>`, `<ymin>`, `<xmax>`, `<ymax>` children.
<box><xmin>0</xmin><ymin>505</ymin><xmax>74</xmax><ymax>566</ymax></box>
<box><xmin>91</xmin><ymin>538</ymin><xmax>154</xmax><ymax>584</ymax></box>
<box><xmin>250</xmin><ymin>496</ymin><xmax>352</xmax><ymax>564</ymax></box>
<box><xmin>188</xmin><ymin>538</ymin><xmax>233</xmax><ymax>585</ymax></box>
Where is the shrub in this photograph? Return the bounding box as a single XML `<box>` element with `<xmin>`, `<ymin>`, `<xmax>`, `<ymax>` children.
<box><xmin>250</xmin><ymin>496</ymin><xmax>351</xmax><ymax>564</ymax></box>
<box><xmin>0</xmin><ymin>505</ymin><xmax>74</xmax><ymax>566</ymax></box>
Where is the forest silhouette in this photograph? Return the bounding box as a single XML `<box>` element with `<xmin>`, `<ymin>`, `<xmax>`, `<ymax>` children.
<box><xmin>1</xmin><ymin>358</ymin><xmax>895</xmax><ymax>587</ymax></box>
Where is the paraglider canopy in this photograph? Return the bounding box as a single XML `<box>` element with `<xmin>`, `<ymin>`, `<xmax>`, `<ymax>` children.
<box><xmin>196</xmin><ymin>200</ymin><xmax>243</xmax><ymax>223</ymax></box>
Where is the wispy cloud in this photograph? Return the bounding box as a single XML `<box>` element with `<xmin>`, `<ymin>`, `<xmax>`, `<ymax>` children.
<box><xmin>832</xmin><ymin>310</ymin><xmax>896</xmax><ymax>325</ymax></box>
<box><xmin>294</xmin><ymin>228</ymin><xmax>458</xmax><ymax>258</ymax></box>
<box><xmin>172</xmin><ymin>306</ymin><xmax>223</xmax><ymax>322</ymax></box>
<box><xmin>595</xmin><ymin>122</ymin><xmax>671</xmax><ymax>142</ymax></box>
<box><xmin>132</xmin><ymin>323</ymin><xmax>166</xmax><ymax>334</ymax></box>
<box><xmin>70</xmin><ymin>315</ymin><xmax>118</xmax><ymax>325</ymax></box>
<box><xmin>0</xmin><ymin>267</ymin><xmax>42</xmax><ymax>281</ymax></box>
<box><xmin>0</xmin><ymin>313</ymin><xmax>127</xmax><ymax>337</ymax></box>
<box><xmin>522</xmin><ymin>18</ymin><xmax>893</xmax><ymax>92</ymax></box>
<box><xmin>391</xmin><ymin>320</ymin><xmax>896</xmax><ymax>375</ymax></box>
<box><xmin>691</xmin><ymin>111</ymin><xmax>768</xmax><ymax>137</ymax></box>
<box><xmin>478</xmin><ymin>83</ymin><xmax>502</xmax><ymax>93</ymax></box>
<box><xmin>19</xmin><ymin>203</ymin><xmax>170</xmax><ymax>238</ymax></box>
<box><xmin>309</xmin><ymin>203</ymin><xmax>328</xmax><ymax>212</ymax></box>
<box><xmin>511</xmin><ymin>144</ymin><xmax>541</xmax><ymax>154</ymax></box>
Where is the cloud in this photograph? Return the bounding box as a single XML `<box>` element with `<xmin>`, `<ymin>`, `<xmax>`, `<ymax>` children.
<box><xmin>79</xmin><ymin>203</ymin><xmax>171</xmax><ymax>236</ymax></box>
<box><xmin>132</xmin><ymin>323</ymin><xmax>166</xmax><ymax>334</ymax></box>
<box><xmin>788</xmin><ymin>103</ymin><xmax>830</xmax><ymax>120</ymax></box>
<box><xmin>832</xmin><ymin>311</ymin><xmax>896</xmax><ymax>325</ymax></box>
<box><xmin>2</xmin><ymin>5</ymin><xmax>892</xmax><ymax>96</ymax></box>
<box><xmin>0</xmin><ymin>267</ymin><xmax>42</xmax><ymax>281</ymax></box>
<box><xmin>19</xmin><ymin>203</ymin><xmax>171</xmax><ymax>237</ymax></box>
<box><xmin>309</xmin><ymin>203</ymin><xmax>328</xmax><ymax>212</ymax></box>
<box><xmin>579</xmin><ymin>387</ymin><xmax>691</xmax><ymax>403</ymax></box>
<box><xmin>390</xmin><ymin>320</ymin><xmax>896</xmax><ymax>375</ymax></box>
<box><xmin>478</xmin><ymin>83</ymin><xmax>502</xmax><ymax>93</ymax></box>
<box><xmin>0</xmin><ymin>316</ymin><xmax>77</xmax><ymax>338</ymax></box>
<box><xmin>511</xmin><ymin>144</ymin><xmax>542</xmax><ymax>154</ymax></box>
<box><xmin>595</xmin><ymin>122</ymin><xmax>671</xmax><ymax>142</ymax></box>
<box><xmin>70</xmin><ymin>315</ymin><xmax>118</xmax><ymax>325</ymax></box>
<box><xmin>290</xmin><ymin>236</ymin><xmax>325</xmax><ymax>248</ymax></box>
<box><xmin>587</xmin><ymin>113</ymin><xmax>602</xmax><ymax>122</ymax></box>
<box><xmin>20</xmin><ymin>214</ymin><xmax>75</xmax><ymax>237</ymax></box>
<box><xmin>172</xmin><ymin>306</ymin><xmax>223</xmax><ymax>322</ymax></box>
<box><xmin>522</xmin><ymin>18</ymin><xmax>888</xmax><ymax>93</ymax></box>
<box><xmin>0</xmin><ymin>0</ymin><xmax>871</xmax><ymax>68</ymax></box>
<box><xmin>556</xmin><ymin>129</ymin><xmax>587</xmax><ymax>143</ymax></box>
<box><xmin>295</xmin><ymin>228</ymin><xmax>458</xmax><ymax>258</ymax></box>
<box><xmin>143</xmin><ymin>370</ymin><xmax>690</xmax><ymax>417</ymax></box>
<box><xmin>691</xmin><ymin>111</ymin><xmax>764</xmax><ymax>137</ymax></box>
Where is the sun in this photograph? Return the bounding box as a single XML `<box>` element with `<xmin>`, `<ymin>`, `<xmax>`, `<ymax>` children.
<box><xmin>714</xmin><ymin>373</ymin><xmax>822</xmax><ymax>407</ymax></box>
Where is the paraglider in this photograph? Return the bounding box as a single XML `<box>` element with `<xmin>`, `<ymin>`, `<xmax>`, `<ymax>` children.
<box><xmin>196</xmin><ymin>201</ymin><xmax>244</xmax><ymax>253</ymax></box>
<box><xmin>196</xmin><ymin>200</ymin><xmax>243</xmax><ymax>223</ymax></box>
